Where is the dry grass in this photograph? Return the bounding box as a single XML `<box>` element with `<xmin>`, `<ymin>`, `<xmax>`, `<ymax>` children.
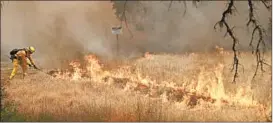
<box><xmin>1</xmin><ymin>49</ymin><xmax>272</xmax><ymax>121</ymax></box>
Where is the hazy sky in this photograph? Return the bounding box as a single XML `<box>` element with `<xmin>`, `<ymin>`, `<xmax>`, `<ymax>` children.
<box><xmin>1</xmin><ymin>1</ymin><xmax>271</xmax><ymax>67</ymax></box>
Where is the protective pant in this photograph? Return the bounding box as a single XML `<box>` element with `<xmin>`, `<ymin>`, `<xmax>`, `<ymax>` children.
<box><xmin>9</xmin><ymin>58</ymin><xmax>27</xmax><ymax>80</ymax></box>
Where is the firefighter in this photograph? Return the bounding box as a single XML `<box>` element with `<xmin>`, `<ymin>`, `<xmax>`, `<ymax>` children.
<box><xmin>9</xmin><ymin>46</ymin><xmax>39</xmax><ymax>80</ymax></box>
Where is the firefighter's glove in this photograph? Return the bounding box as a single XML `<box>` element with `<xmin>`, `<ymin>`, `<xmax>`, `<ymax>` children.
<box><xmin>28</xmin><ymin>64</ymin><xmax>33</xmax><ymax>67</ymax></box>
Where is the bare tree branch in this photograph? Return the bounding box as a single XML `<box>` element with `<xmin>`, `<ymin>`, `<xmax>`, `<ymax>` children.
<box><xmin>138</xmin><ymin>2</ymin><xmax>147</xmax><ymax>15</ymax></box>
<box><xmin>261</xmin><ymin>0</ymin><xmax>272</xmax><ymax>10</ymax></box>
<box><xmin>178</xmin><ymin>1</ymin><xmax>187</xmax><ymax>17</ymax></box>
<box><xmin>229</xmin><ymin>62</ymin><xmax>245</xmax><ymax>74</ymax></box>
<box><xmin>121</xmin><ymin>0</ymin><xmax>134</xmax><ymax>38</ymax></box>
<box><xmin>224</xmin><ymin>26</ymin><xmax>236</xmax><ymax>37</ymax></box>
<box><xmin>168</xmin><ymin>0</ymin><xmax>173</xmax><ymax>11</ymax></box>
<box><xmin>233</xmin><ymin>4</ymin><xmax>239</xmax><ymax>15</ymax></box>
<box><xmin>183</xmin><ymin>1</ymin><xmax>187</xmax><ymax>17</ymax></box>
<box><xmin>249</xmin><ymin>26</ymin><xmax>259</xmax><ymax>53</ymax></box>
<box><xmin>192</xmin><ymin>0</ymin><xmax>200</xmax><ymax>8</ymax></box>
<box><xmin>247</xmin><ymin>0</ymin><xmax>270</xmax><ymax>79</ymax></box>
<box><xmin>214</xmin><ymin>0</ymin><xmax>239</xmax><ymax>83</ymax></box>
<box><xmin>113</xmin><ymin>0</ymin><xmax>271</xmax><ymax>83</ymax></box>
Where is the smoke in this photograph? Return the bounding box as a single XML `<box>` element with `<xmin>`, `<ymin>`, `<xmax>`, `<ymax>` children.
<box><xmin>1</xmin><ymin>1</ymin><xmax>271</xmax><ymax>68</ymax></box>
<box><xmin>123</xmin><ymin>1</ymin><xmax>271</xmax><ymax>53</ymax></box>
<box><xmin>1</xmin><ymin>1</ymin><xmax>120</xmax><ymax>68</ymax></box>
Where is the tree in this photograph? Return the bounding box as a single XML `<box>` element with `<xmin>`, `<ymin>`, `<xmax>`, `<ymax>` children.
<box><xmin>111</xmin><ymin>0</ymin><xmax>272</xmax><ymax>83</ymax></box>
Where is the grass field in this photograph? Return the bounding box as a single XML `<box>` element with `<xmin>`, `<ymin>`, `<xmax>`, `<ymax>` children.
<box><xmin>1</xmin><ymin>48</ymin><xmax>272</xmax><ymax>121</ymax></box>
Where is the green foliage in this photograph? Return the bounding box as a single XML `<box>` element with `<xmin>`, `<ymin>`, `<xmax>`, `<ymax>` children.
<box><xmin>1</xmin><ymin>85</ymin><xmax>55</xmax><ymax>121</ymax></box>
<box><xmin>1</xmin><ymin>102</ymin><xmax>26</xmax><ymax>122</ymax></box>
<box><xmin>111</xmin><ymin>1</ymin><xmax>126</xmax><ymax>21</ymax></box>
<box><xmin>111</xmin><ymin>1</ymin><xmax>140</xmax><ymax>21</ymax></box>
<box><xmin>1</xmin><ymin>103</ymin><xmax>55</xmax><ymax>122</ymax></box>
<box><xmin>111</xmin><ymin>1</ymin><xmax>146</xmax><ymax>32</ymax></box>
<box><xmin>1</xmin><ymin>85</ymin><xmax>26</xmax><ymax>122</ymax></box>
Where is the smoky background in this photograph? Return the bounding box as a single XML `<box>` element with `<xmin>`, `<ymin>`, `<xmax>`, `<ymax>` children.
<box><xmin>1</xmin><ymin>1</ymin><xmax>271</xmax><ymax>68</ymax></box>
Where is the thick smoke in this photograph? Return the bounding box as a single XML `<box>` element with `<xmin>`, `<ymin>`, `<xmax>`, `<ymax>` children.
<box><xmin>1</xmin><ymin>1</ymin><xmax>120</xmax><ymax>68</ymax></box>
<box><xmin>1</xmin><ymin>1</ymin><xmax>271</xmax><ymax>68</ymax></box>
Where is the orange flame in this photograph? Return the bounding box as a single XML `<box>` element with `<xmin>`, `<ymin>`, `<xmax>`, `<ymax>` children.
<box><xmin>69</xmin><ymin>61</ymin><xmax>82</xmax><ymax>80</ymax></box>
<box><xmin>144</xmin><ymin>52</ymin><xmax>153</xmax><ymax>59</ymax></box>
<box><xmin>49</xmin><ymin>53</ymin><xmax>262</xmax><ymax>108</ymax></box>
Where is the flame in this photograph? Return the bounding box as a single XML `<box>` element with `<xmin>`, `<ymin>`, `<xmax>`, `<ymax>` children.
<box><xmin>215</xmin><ymin>45</ymin><xmax>224</xmax><ymax>54</ymax></box>
<box><xmin>51</xmin><ymin>54</ymin><xmax>104</xmax><ymax>81</ymax></box>
<box><xmin>84</xmin><ymin>54</ymin><xmax>104</xmax><ymax>81</ymax></box>
<box><xmin>232</xmin><ymin>86</ymin><xmax>257</xmax><ymax>106</ymax></box>
<box><xmin>69</xmin><ymin>61</ymin><xmax>82</xmax><ymax>80</ymax></box>
<box><xmin>144</xmin><ymin>52</ymin><xmax>153</xmax><ymax>59</ymax></box>
<box><xmin>48</xmin><ymin>52</ymin><xmax>263</xmax><ymax>109</ymax></box>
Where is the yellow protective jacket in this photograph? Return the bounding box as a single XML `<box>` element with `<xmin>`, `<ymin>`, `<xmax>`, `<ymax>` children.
<box><xmin>9</xmin><ymin>49</ymin><xmax>35</xmax><ymax>79</ymax></box>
